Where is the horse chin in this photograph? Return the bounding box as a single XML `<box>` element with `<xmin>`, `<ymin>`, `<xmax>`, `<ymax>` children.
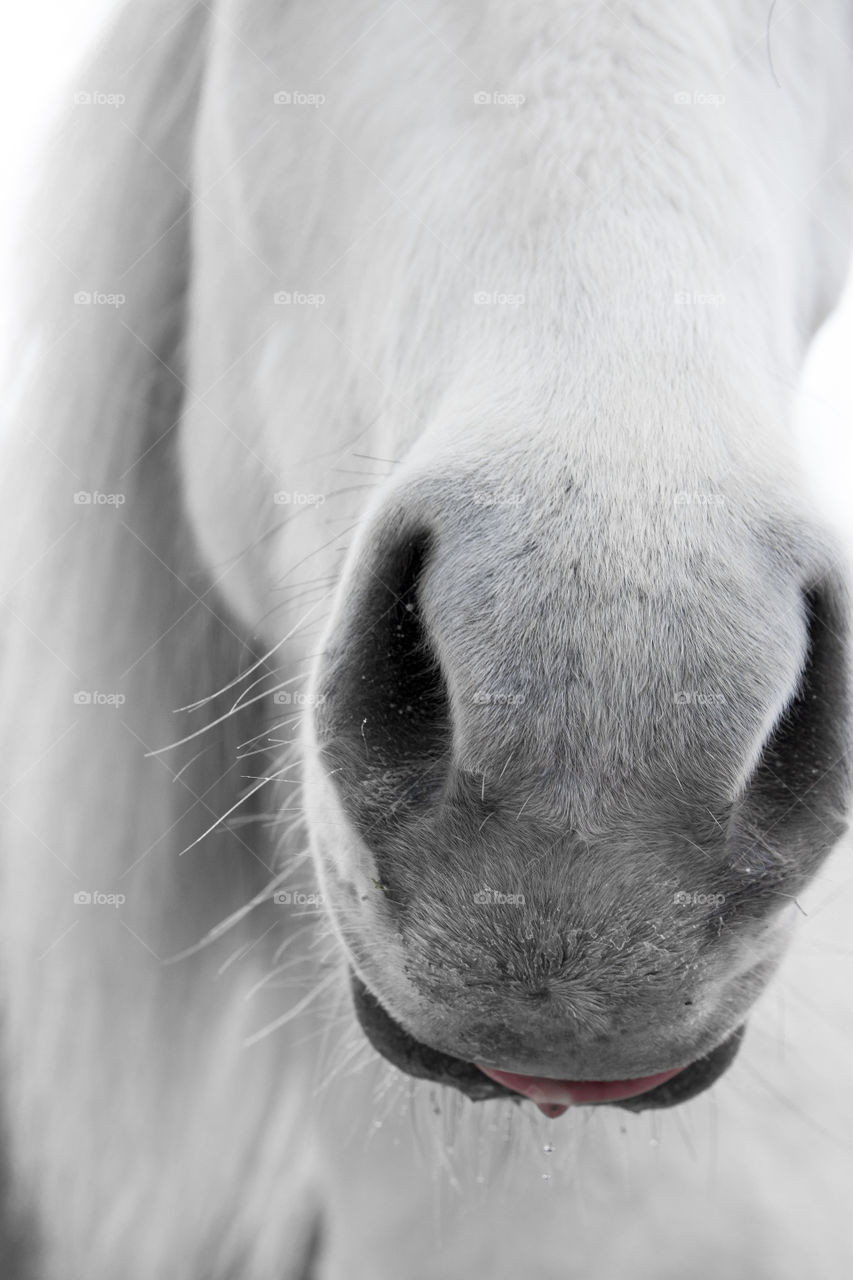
<box><xmin>349</xmin><ymin>971</ymin><xmax>747</xmax><ymax>1113</ymax></box>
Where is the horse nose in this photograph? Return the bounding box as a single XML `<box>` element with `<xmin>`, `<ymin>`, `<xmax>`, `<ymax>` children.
<box><xmin>307</xmin><ymin>468</ymin><xmax>851</xmax><ymax>1095</ymax></box>
<box><xmin>310</xmin><ymin>469</ymin><xmax>852</xmax><ymax>895</ymax></box>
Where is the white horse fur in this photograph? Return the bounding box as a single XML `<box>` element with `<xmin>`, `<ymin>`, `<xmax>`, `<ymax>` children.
<box><xmin>2</xmin><ymin>1</ymin><xmax>853</xmax><ymax>1276</ymax></box>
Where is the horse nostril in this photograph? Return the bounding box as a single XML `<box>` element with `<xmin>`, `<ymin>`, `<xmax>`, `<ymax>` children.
<box><xmin>724</xmin><ymin>576</ymin><xmax>852</xmax><ymax>914</ymax></box>
<box><xmin>314</xmin><ymin>529</ymin><xmax>452</xmax><ymax>840</ymax></box>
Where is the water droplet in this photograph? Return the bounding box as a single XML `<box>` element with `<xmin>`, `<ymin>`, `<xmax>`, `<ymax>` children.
<box><xmin>541</xmin><ymin>1173</ymin><xmax>552</xmax><ymax>1182</ymax></box>
<box><xmin>542</xmin><ymin>1143</ymin><xmax>554</xmax><ymax>1154</ymax></box>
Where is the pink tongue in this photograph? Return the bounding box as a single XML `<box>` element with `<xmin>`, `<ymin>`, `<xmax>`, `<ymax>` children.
<box><xmin>476</xmin><ymin>1064</ymin><xmax>685</xmax><ymax>1118</ymax></box>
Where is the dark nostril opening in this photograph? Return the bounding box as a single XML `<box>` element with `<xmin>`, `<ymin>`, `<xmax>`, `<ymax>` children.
<box><xmin>746</xmin><ymin>582</ymin><xmax>850</xmax><ymax>820</ymax></box>
<box><xmin>315</xmin><ymin>530</ymin><xmax>452</xmax><ymax>839</ymax></box>
<box><xmin>724</xmin><ymin>577</ymin><xmax>852</xmax><ymax>917</ymax></box>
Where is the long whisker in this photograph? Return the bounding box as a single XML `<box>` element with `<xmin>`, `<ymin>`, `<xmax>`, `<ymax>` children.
<box><xmin>147</xmin><ymin>677</ymin><xmax>302</xmax><ymax>757</ymax></box>
<box><xmin>176</xmin><ymin>631</ymin><xmax>292</xmax><ymax>712</ymax></box>
<box><xmin>243</xmin><ymin>970</ymin><xmax>339</xmax><ymax>1048</ymax></box>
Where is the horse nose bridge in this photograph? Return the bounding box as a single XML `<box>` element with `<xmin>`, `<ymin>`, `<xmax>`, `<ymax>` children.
<box><xmin>325</xmin><ymin>469</ymin><xmax>569</xmax><ymax>681</ymax></box>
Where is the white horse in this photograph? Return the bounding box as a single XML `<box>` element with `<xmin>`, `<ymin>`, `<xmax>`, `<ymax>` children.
<box><xmin>2</xmin><ymin>1</ymin><xmax>853</xmax><ymax>1276</ymax></box>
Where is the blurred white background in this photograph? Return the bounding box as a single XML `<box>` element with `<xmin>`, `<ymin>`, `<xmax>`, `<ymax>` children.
<box><xmin>0</xmin><ymin>0</ymin><xmax>114</xmax><ymax>240</ymax></box>
<box><xmin>0</xmin><ymin>0</ymin><xmax>851</xmax><ymax>550</ymax></box>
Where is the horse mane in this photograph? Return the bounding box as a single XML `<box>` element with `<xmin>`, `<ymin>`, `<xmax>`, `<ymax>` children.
<box><xmin>0</xmin><ymin>4</ymin><xmax>333</xmax><ymax>1274</ymax></box>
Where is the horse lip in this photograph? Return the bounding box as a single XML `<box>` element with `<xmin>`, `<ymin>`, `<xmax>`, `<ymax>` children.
<box><xmin>349</xmin><ymin>970</ymin><xmax>747</xmax><ymax>1112</ymax></box>
<box><xmin>350</xmin><ymin>971</ymin><xmax>513</xmax><ymax>1102</ymax></box>
<box><xmin>474</xmin><ymin>1063</ymin><xmax>688</xmax><ymax>1110</ymax></box>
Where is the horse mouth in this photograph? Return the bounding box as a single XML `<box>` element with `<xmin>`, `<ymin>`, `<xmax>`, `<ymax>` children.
<box><xmin>350</xmin><ymin>972</ymin><xmax>746</xmax><ymax>1116</ymax></box>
